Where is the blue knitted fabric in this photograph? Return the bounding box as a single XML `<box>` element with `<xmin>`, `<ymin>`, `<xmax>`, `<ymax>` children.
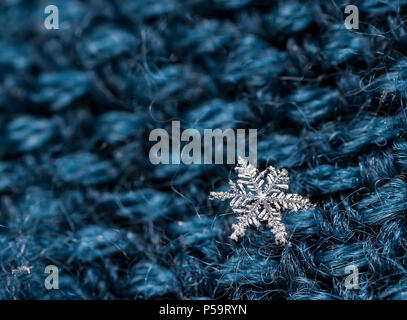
<box><xmin>1</xmin><ymin>0</ymin><xmax>407</xmax><ymax>300</ymax></box>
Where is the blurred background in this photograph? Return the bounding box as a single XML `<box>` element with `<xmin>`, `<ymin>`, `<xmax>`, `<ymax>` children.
<box><xmin>1</xmin><ymin>0</ymin><xmax>407</xmax><ymax>299</ymax></box>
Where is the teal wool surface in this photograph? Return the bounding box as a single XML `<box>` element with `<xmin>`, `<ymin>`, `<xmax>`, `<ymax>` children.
<box><xmin>0</xmin><ymin>0</ymin><xmax>407</xmax><ymax>299</ymax></box>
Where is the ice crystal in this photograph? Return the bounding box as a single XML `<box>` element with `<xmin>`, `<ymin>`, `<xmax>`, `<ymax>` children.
<box><xmin>209</xmin><ymin>157</ymin><xmax>314</xmax><ymax>245</ymax></box>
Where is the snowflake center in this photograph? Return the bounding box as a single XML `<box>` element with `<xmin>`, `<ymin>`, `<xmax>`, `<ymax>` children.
<box><xmin>258</xmin><ymin>193</ymin><xmax>267</xmax><ymax>200</ymax></box>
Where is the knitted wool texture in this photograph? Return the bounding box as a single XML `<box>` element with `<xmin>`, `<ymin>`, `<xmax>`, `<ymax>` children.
<box><xmin>1</xmin><ymin>0</ymin><xmax>407</xmax><ymax>299</ymax></box>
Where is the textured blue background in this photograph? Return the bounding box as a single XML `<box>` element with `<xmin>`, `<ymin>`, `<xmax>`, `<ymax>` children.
<box><xmin>1</xmin><ymin>0</ymin><xmax>407</xmax><ymax>299</ymax></box>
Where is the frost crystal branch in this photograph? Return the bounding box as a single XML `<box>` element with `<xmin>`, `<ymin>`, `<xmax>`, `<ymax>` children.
<box><xmin>209</xmin><ymin>157</ymin><xmax>314</xmax><ymax>245</ymax></box>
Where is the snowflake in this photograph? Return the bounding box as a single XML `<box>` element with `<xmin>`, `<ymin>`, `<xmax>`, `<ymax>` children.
<box><xmin>209</xmin><ymin>157</ymin><xmax>314</xmax><ymax>245</ymax></box>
